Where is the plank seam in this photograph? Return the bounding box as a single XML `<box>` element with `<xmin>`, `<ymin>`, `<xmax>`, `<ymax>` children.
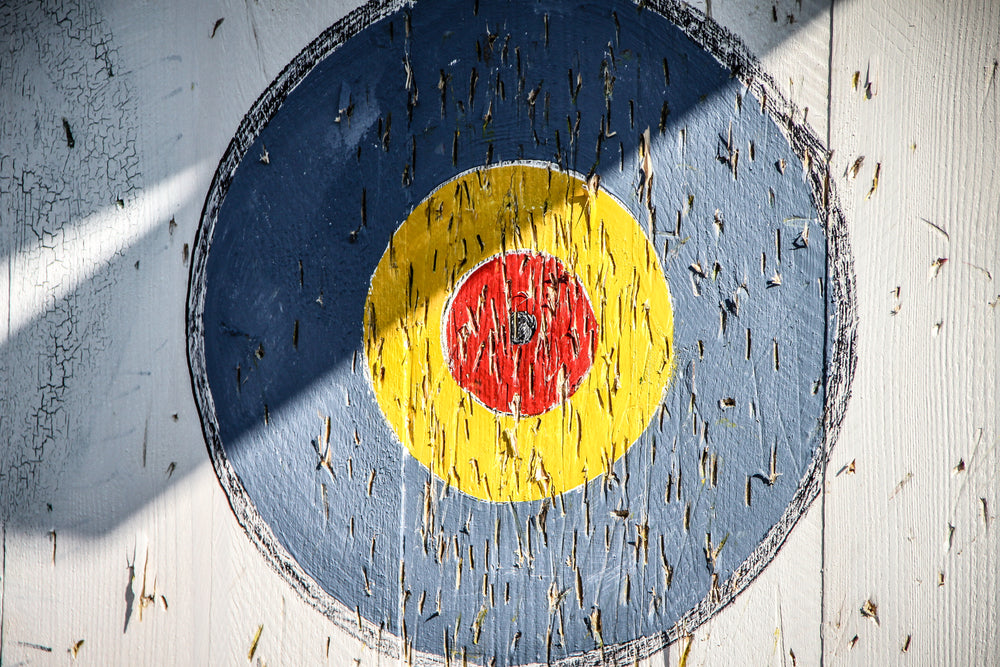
<box><xmin>818</xmin><ymin>0</ymin><xmax>836</xmax><ymax>664</ymax></box>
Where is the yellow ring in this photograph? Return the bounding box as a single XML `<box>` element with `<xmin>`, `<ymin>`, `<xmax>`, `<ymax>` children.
<box><xmin>364</xmin><ymin>163</ymin><xmax>674</xmax><ymax>502</ymax></box>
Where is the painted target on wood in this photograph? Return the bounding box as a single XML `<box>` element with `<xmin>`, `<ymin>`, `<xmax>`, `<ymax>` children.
<box><xmin>186</xmin><ymin>0</ymin><xmax>855</xmax><ymax>664</ymax></box>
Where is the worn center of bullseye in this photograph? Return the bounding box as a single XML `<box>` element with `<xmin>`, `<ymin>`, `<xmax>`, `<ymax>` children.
<box><xmin>443</xmin><ymin>252</ymin><xmax>598</xmax><ymax>417</ymax></box>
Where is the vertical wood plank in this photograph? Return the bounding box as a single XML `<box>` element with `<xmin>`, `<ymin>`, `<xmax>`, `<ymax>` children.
<box><xmin>0</xmin><ymin>0</ymin><xmax>370</xmax><ymax>664</ymax></box>
<box><xmin>826</xmin><ymin>0</ymin><xmax>1000</xmax><ymax>663</ymax></box>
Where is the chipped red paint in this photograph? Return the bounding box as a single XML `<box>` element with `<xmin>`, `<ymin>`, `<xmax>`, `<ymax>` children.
<box><xmin>443</xmin><ymin>251</ymin><xmax>598</xmax><ymax>416</ymax></box>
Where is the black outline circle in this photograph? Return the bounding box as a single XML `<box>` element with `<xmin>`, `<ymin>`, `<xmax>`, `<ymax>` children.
<box><xmin>186</xmin><ymin>1</ymin><xmax>857</xmax><ymax>664</ymax></box>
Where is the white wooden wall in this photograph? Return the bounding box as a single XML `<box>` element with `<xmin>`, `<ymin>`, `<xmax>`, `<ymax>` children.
<box><xmin>1</xmin><ymin>0</ymin><xmax>996</xmax><ymax>664</ymax></box>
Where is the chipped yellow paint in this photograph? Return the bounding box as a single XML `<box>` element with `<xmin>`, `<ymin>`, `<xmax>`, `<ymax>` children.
<box><xmin>365</xmin><ymin>163</ymin><xmax>674</xmax><ymax>501</ymax></box>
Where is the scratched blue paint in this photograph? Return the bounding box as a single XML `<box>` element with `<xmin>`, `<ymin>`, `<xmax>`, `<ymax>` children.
<box><xmin>197</xmin><ymin>0</ymin><xmax>828</xmax><ymax>663</ymax></box>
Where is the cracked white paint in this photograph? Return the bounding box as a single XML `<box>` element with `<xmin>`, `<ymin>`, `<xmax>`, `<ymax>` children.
<box><xmin>6</xmin><ymin>163</ymin><xmax>208</xmax><ymax>339</ymax></box>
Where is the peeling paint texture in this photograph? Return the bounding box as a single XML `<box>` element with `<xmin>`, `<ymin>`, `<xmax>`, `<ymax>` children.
<box><xmin>0</xmin><ymin>1</ymin><xmax>138</xmax><ymax>519</ymax></box>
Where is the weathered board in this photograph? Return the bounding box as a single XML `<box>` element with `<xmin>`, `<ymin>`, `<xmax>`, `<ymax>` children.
<box><xmin>0</xmin><ymin>0</ymin><xmax>996</xmax><ymax>665</ymax></box>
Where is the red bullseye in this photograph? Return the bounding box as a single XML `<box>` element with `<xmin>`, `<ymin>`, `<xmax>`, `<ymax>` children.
<box><xmin>443</xmin><ymin>252</ymin><xmax>598</xmax><ymax>416</ymax></box>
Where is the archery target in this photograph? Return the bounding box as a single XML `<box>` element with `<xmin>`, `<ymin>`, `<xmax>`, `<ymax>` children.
<box><xmin>186</xmin><ymin>0</ymin><xmax>855</xmax><ymax>664</ymax></box>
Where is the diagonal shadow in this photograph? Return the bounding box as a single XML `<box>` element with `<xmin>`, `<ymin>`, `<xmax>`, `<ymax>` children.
<box><xmin>2</xmin><ymin>217</ymin><xmax>208</xmax><ymax>533</ymax></box>
<box><xmin>0</xmin><ymin>0</ymin><xmax>836</xmax><ymax>534</ymax></box>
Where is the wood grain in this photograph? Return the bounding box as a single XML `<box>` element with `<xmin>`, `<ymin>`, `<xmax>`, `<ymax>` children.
<box><xmin>824</xmin><ymin>1</ymin><xmax>1000</xmax><ymax>664</ymax></box>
